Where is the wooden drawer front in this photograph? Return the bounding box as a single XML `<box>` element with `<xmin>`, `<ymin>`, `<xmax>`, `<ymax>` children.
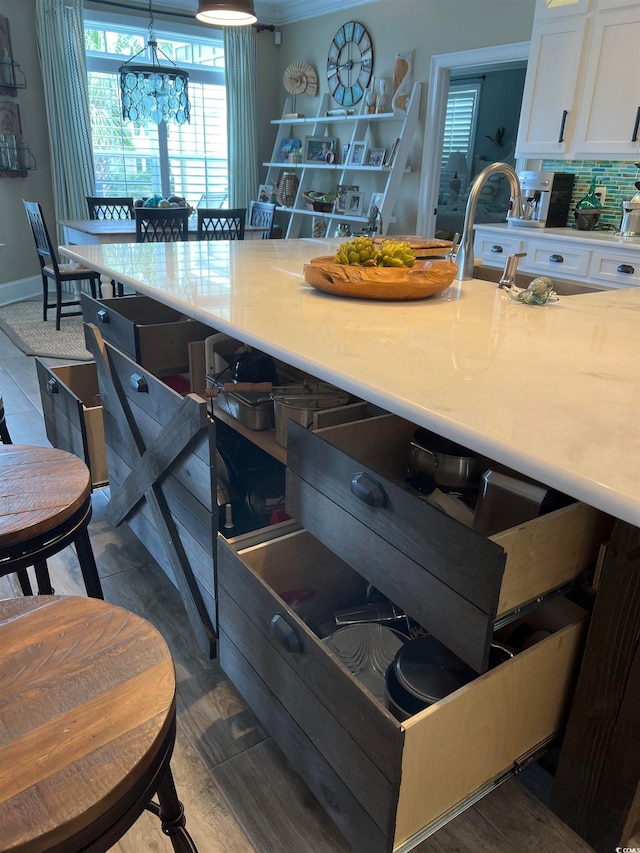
<box><xmin>81</xmin><ymin>293</ymin><xmax>213</xmax><ymax>374</ymax></box>
<box><xmin>218</xmin><ymin>531</ymin><xmax>588</xmax><ymax>853</ymax></box>
<box><xmin>474</xmin><ymin>232</ymin><xmax>524</xmax><ymax>266</ymax></box>
<box><xmin>522</xmin><ymin>239</ymin><xmax>591</xmax><ymax>277</ymax></box>
<box><xmin>587</xmin><ymin>252</ymin><xmax>640</xmax><ymax>288</ymax></box>
<box><xmin>286</xmin><ymin>417</ymin><xmax>611</xmax><ymax>672</ymax></box>
<box><xmin>85</xmin><ymin>330</ymin><xmax>218</xmax><ymax>656</ymax></box>
<box><xmin>35</xmin><ymin>359</ymin><xmax>108</xmax><ymax>488</ymax></box>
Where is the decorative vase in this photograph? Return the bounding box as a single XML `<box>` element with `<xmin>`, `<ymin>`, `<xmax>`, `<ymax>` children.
<box><xmin>574</xmin><ymin>176</ymin><xmax>601</xmax><ymax>231</ymax></box>
<box><xmin>275</xmin><ymin>172</ymin><xmax>299</xmax><ymax>208</ymax></box>
<box><xmin>365</xmin><ymin>75</ymin><xmax>377</xmax><ymax>114</ymax></box>
<box><xmin>376</xmin><ymin>78</ymin><xmax>387</xmax><ymax>114</ymax></box>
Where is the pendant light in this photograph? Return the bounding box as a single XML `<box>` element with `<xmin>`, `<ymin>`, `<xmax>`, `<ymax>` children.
<box><xmin>118</xmin><ymin>0</ymin><xmax>190</xmax><ymax>125</ymax></box>
<box><xmin>195</xmin><ymin>1</ymin><xmax>257</xmax><ymax>26</ymax></box>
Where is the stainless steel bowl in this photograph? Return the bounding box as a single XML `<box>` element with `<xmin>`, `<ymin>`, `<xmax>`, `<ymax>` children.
<box><xmin>408</xmin><ymin>427</ymin><xmax>488</xmax><ymax>491</ymax></box>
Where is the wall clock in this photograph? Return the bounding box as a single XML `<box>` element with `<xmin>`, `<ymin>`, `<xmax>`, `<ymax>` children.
<box><xmin>327</xmin><ymin>21</ymin><xmax>373</xmax><ymax>107</ymax></box>
<box><xmin>283</xmin><ymin>62</ymin><xmax>318</xmax><ymax>98</ymax></box>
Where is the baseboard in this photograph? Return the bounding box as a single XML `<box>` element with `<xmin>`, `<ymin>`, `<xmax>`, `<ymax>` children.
<box><xmin>0</xmin><ymin>275</ymin><xmax>40</xmax><ymax>306</ymax></box>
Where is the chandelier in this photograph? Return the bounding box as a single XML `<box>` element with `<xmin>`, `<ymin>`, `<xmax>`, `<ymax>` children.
<box><xmin>195</xmin><ymin>1</ymin><xmax>257</xmax><ymax>26</ymax></box>
<box><xmin>118</xmin><ymin>0</ymin><xmax>190</xmax><ymax>125</ymax></box>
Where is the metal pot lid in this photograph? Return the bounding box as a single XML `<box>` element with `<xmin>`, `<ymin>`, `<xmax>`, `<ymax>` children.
<box><xmin>413</xmin><ymin>427</ymin><xmax>479</xmax><ymax>460</ymax></box>
<box><xmin>274</xmin><ymin>394</ymin><xmax>349</xmax><ymax>411</ymax></box>
<box><xmin>393</xmin><ymin>635</ymin><xmax>476</xmax><ymax>704</ymax></box>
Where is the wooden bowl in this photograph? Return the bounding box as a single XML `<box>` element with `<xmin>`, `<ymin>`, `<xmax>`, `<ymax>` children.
<box><xmin>303</xmin><ymin>256</ymin><xmax>458</xmax><ymax>301</ymax></box>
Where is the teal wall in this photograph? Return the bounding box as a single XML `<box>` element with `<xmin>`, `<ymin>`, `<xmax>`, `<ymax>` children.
<box><xmin>542</xmin><ymin>159</ymin><xmax>639</xmax><ymax>230</ymax></box>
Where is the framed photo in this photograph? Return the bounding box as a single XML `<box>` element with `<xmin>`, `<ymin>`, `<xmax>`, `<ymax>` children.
<box><xmin>257</xmin><ymin>183</ymin><xmax>276</xmax><ymax>204</ymax></box>
<box><xmin>341</xmin><ymin>142</ymin><xmax>350</xmax><ymax>164</ymax></box>
<box><xmin>277</xmin><ymin>137</ymin><xmax>301</xmax><ymax>163</ymax></box>
<box><xmin>348</xmin><ymin>140</ymin><xmax>368</xmax><ymax>166</ymax></box>
<box><xmin>335</xmin><ymin>184</ymin><xmax>359</xmax><ymax>214</ymax></box>
<box><xmin>345</xmin><ymin>190</ymin><xmax>364</xmax><ymax>216</ymax></box>
<box><xmin>367</xmin><ymin>147</ymin><xmax>386</xmax><ymax>167</ymax></box>
<box><xmin>368</xmin><ymin>192</ymin><xmax>384</xmax><ymax>216</ymax></box>
<box><xmin>304</xmin><ymin>135</ymin><xmax>337</xmax><ymax>164</ymax></box>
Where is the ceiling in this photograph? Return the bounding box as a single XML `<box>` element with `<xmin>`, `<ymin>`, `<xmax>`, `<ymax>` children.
<box><xmin>146</xmin><ymin>0</ymin><xmax>381</xmax><ymax>25</ymax></box>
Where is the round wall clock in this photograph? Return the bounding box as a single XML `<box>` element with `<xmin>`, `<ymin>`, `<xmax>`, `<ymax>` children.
<box><xmin>283</xmin><ymin>62</ymin><xmax>318</xmax><ymax>97</ymax></box>
<box><xmin>326</xmin><ymin>21</ymin><xmax>373</xmax><ymax>107</ymax></box>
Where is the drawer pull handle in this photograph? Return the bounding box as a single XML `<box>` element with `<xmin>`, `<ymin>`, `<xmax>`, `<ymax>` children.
<box><xmin>490</xmin><ymin>245</ymin><xmax>504</xmax><ymax>254</ymax></box>
<box><xmin>558</xmin><ymin>109</ymin><xmax>568</xmax><ymax>143</ymax></box>
<box><xmin>549</xmin><ymin>254</ymin><xmax>564</xmax><ymax>264</ymax></box>
<box><xmin>270</xmin><ymin>614</ymin><xmax>302</xmax><ymax>654</ymax></box>
<box><xmin>617</xmin><ymin>263</ymin><xmax>635</xmax><ymax>275</ymax></box>
<box><xmin>47</xmin><ymin>378</ymin><xmax>59</xmax><ymax>394</ymax></box>
<box><xmin>351</xmin><ymin>472</ymin><xmax>387</xmax><ymax>508</ymax></box>
<box><xmin>632</xmin><ymin>106</ymin><xmax>640</xmax><ymax>143</ymax></box>
<box><xmin>96</xmin><ymin>309</ymin><xmax>110</xmax><ymax>324</ymax></box>
<box><xmin>130</xmin><ymin>373</ymin><xmax>148</xmax><ymax>393</ymax></box>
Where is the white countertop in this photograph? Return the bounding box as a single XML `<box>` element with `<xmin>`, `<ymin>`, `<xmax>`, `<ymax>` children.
<box><xmin>60</xmin><ymin>238</ymin><xmax>640</xmax><ymax>527</ymax></box>
<box><xmin>474</xmin><ymin>222</ymin><xmax>640</xmax><ymax>252</ymax></box>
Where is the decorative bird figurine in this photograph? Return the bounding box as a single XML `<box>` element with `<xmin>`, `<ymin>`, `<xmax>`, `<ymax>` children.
<box><xmin>486</xmin><ymin>126</ymin><xmax>505</xmax><ymax>147</ymax></box>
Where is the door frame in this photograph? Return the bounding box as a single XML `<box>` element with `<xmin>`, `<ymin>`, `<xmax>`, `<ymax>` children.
<box><xmin>417</xmin><ymin>41</ymin><xmax>530</xmax><ymax>236</ymax></box>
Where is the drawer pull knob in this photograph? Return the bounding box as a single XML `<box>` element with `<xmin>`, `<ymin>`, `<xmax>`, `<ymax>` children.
<box><xmin>549</xmin><ymin>254</ymin><xmax>564</xmax><ymax>264</ymax></box>
<box><xmin>130</xmin><ymin>373</ymin><xmax>148</xmax><ymax>393</ymax></box>
<box><xmin>351</xmin><ymin>472</ymin><xmax>387</xmax><ymax>508</ymax></box>
<box><xmin>96</xmin><ymin>309</ymin><xmax>110</xmax><ymax>323</ymax></box>
<box><xmin>490</xmin><ymin>245</ymin><xmax>504</xmax><ymax>254</ymax></box>
<box><xmin>270</xmin><ymin>614</ymin><xmax>302</xmax><ymax>654</ymax></box>
<box><xmin>47</xmin><ymin>378</ymin><xmax>59</xmax><ymax>394</ymax></box>
<box><xmin>617</xmin><ymin>263</ymin><xmax>635</xmax><ymax>275</ymax></box>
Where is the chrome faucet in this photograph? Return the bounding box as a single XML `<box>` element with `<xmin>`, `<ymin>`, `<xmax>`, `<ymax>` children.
<box><xmin>455</xmin><ymin>162</ymin><xmax>523</xmax><ymax>281</ymax></box>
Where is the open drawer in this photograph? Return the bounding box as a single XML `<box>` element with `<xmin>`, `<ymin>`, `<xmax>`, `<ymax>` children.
<box><xmin>217</xmin><ymin>528</ymin><xmax>588</xmax><ymax>853</ymax></box>
<box><xmin>285</xmin><ymin>414</ymin><xmax>612</xmax><ymax>671</ymax></box>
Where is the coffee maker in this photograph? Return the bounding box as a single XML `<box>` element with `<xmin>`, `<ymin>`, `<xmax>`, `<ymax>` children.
<box><xmin>507</xmin><ymin>170</ymin><xmax>575</xmax><ymax>228</ymax></box>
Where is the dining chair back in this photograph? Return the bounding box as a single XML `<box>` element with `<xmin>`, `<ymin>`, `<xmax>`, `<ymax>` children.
<box><xmin>135</xmin><ymin>207</ymin><xmax>190</xmax><ymax>242</ymax></box>
<box><xmin>248</xmin><ymin>201</ymin><xmax>276</xmax><ymax>239</ymax></box>
<box><xmin>197</xmin><ymin>208</ymin><xmax>246</xmax><ymax>241</ymax></box>
<box><xmin>23</xmin><ymin>201</ymin><xmax>100</xmax><ymax>330</ymax></box>
<box><xmin>86</xmin><ymin>196</ymin><xmax>135</xmax><ymax>220</ymax></box>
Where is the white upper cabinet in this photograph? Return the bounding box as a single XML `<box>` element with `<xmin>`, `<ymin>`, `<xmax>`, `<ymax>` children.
<box><xmin>534</xmin><ymin>0</ymin><xmax>592</xmax><ymax>18</ymax></box>
<box><xmin>572</xmin><ymin>6</ymin><xmax>640</xmax><ymax>157</ymax></box>
<box><xmin>516</xmin><ymin>14</ymin><xmax>590</xmax><ymax>157</ymax></box>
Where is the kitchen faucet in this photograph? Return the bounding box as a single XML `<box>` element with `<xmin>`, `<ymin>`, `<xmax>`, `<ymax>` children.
<box><xmin>454</xmin><ymin>162</ymin><xmax>524</xmax><ymax>281</ymax></box>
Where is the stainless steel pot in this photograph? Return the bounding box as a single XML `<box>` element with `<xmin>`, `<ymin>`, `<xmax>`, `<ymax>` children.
<box><xmin>408</xmin><ymin>427</ymin><xmax>488</xmax><ymax>491</ymax></box>
<box><xmin>271</xmin><ymin>383</ymin><xmax>350</xmax><ymax>447</ymax></box>
<box><xmin>619</xmin><ymin>196</ymin><xmax>640</xmax><ymax>237</ymax></box>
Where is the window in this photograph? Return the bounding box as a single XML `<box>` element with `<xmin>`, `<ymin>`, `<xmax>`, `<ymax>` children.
<box><xmin>439</xmin><ymin>82</ymin><xmax>480</xmax><ymax>196</ymax></box>
<box><xmin>84</xmin><ymin>16</ymin><xmax>227</xmax><ymax>207</ymax></box>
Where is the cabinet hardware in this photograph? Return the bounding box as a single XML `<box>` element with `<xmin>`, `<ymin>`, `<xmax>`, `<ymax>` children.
<box><xmin>617</xmin><ymin>263</ymin><xmax>635</xmax><ymax>275</ymax></box>
<box><xmin>490</xmin><ymin>245</ymin><xmax>504</xmax><ymax>254</ymax></box>
<box><xmin>96</xmin><ymin>309</ymin><xmax>110</xmax><ymax>324</ymax></box>
<box><xmin>351</xmin><ymin>471</ymin><xmax>387</xmax><ymax>507</ymax></box>
<box><xmin>129</xmin><ymin>373</ymin><xmax>148</xmax><ymax>393</ymax></box>
<box><xmin>632</xmin><ymin>106</ymin><xmax>640</xmax><ymax>143</ymax></box>
<box><xmin>47</xmin><ymin>378</ymin><xmax>59</xmax><ymax>393</ymax></box>
<box><xmin>549</xmin><ymin>254</ymin><xmax>564</xmax><ymax>263</ymax></box>
<box><xmin>558</xmin><ymin>109</ymin><xmax>568</xmax><ymax>143</ymax></box>
<box><xmin>270</xmin><ymin>614</ymin><xmax>302</xmax><ymax>653</ymax></box>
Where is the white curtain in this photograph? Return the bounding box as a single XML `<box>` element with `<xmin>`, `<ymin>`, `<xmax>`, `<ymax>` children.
<box><xmin>35</xmin><ymin>0</ymin><xmax>95</xmax><ymax>232</ymax></box>
<box><xmin>224</xmin><ymin>26</ymin><xmax>258</xmax><ymax>209</ymax></box>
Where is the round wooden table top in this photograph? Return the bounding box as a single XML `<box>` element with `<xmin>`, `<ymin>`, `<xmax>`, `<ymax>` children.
<box><xmin>0</xmin><ymin>595</ymin><xmax>176</xmax><ymax>853</ymax></box>
<box><xmin>0</xmin><ymin>445</ymin><xmax>91</xmax><ymax>547</ymax></box>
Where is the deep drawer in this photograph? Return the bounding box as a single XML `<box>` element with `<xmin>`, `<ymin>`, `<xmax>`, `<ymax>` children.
<box><xmin>474</xmin><ymin>232</ymin><xmax>524</xmax><ymax>266</ymax></box>
<box><xmin>587</xmin><ymin>251</ymin><xmax>640</xmax><ymax>288</ymax></box>
<box><xmin>217</xmin><ymin>528</ymin><xmax>587</xmax><ymax>853</ymax></box>
<box><xmin>81</xmin><ymin>293</ymin><xmax>213</xmax><ymax>375</ymax></box>
<box><xmin>35</xmin><ymin>359</ymin><xmax>108</xmax><ymax>488</ymax></box>
<box><xmin>521</xmin><ymin>239</ymin><xmax>591</xmax><ymax>277</ymax></box>
<box><xmin>285</xmin><ymin>415</ymin><xmax>612</xmax><ymax>671</ymax></box>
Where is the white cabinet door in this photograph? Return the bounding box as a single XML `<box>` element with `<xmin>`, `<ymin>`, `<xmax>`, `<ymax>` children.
<box><xmin>516</xmin><ymin>15</ymin><xmax>590</xmax><ymax>157</ymax></box>
<box><xmin>573</xmin><ymin>6</ymin><xmax>640</xmax><ymax>158</ymax></box>
<box><xmin>534</xmin><ymin>0</ymin><xmax>591</xmax><ymax>18</ymax></box>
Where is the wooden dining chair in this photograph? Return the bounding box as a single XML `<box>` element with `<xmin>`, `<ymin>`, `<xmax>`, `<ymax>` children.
<box><xmin>197</xmin><ymin>208</ymin><xmax>246</xmax><ymax>241</ymax></box>
<box><xmin>86</xmin><ymin>195</ymin><xmax>135</xmax><ymax>220</ymax></box>
<box><xmin>248</xmin><ymin>201</ymin><xmax>276</xmax><ymax>239</ymax></box>
<box><xmin>135</xmin><ymin>207</ymin><xmax>190</xmax><ymax>242</ymax></box>
<box><xmin>23</xmin><ymin>200</ymin><xmax>100</xmax><ymax>331</ymax></box>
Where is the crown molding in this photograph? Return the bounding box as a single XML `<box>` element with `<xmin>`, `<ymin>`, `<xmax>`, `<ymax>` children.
<box><xmin>134</xmin><ymin>0</ymin><xmax>380</xmax><ymax>26</ymax></box>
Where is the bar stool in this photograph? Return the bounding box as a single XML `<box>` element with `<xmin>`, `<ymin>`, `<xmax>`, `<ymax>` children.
<box><xmin>0</xmin><ymin>445</ymin><xmax>103</xmax><ymax>599</ymax></box>
<box><xmin>0</xmin><ymin>595</ymin><xmax>198</xmax><ymax>852</ymax></box>
<box><xmin>0</xmin><ymin>392</ymin><xmax>11</xmax><ymax>444</ymax></box>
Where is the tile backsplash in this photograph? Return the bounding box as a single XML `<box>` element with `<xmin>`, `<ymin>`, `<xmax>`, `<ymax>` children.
<box><xmin>541</xmin><ymin>159</ymin><xmax>639</xmax><ymax>230</ymax></box>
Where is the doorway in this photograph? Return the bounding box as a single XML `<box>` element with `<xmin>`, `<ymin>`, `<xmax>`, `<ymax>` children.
<box><xmin>417</xmin><ymin>42</ymin><xmax>530</xmax><ymax>236</ymax></box>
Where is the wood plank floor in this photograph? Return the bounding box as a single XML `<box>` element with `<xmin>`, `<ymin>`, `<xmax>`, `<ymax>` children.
<box><xmin>0</xmin><ymin>328</ymin><xmax>597</xmax><ymax>853</ymax></box>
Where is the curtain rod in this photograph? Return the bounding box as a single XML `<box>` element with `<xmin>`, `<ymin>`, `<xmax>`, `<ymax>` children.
<box><xmin>87</xmin><ymin>0</ymin><xmax>197</xmax><ymax>21</ymax></box>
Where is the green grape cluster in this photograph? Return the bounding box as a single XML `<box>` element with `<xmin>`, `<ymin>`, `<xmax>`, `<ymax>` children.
<box><xmin>333</xmin><ymin>237</ymin><xmax>416</xmax><ymax>268</ymax></box>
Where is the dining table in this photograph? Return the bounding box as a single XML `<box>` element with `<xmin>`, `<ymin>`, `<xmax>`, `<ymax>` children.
<box><xmin>60</xmin><ymin>218</ymin><xmax>271</xmax><ymax>246</ymax></box>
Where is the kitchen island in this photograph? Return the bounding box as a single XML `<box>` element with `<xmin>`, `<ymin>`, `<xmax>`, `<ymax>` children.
<box><xmin>60</xmin><ymin>238</ymin><xmax>640</xmax><ymax>852</ymax></box>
